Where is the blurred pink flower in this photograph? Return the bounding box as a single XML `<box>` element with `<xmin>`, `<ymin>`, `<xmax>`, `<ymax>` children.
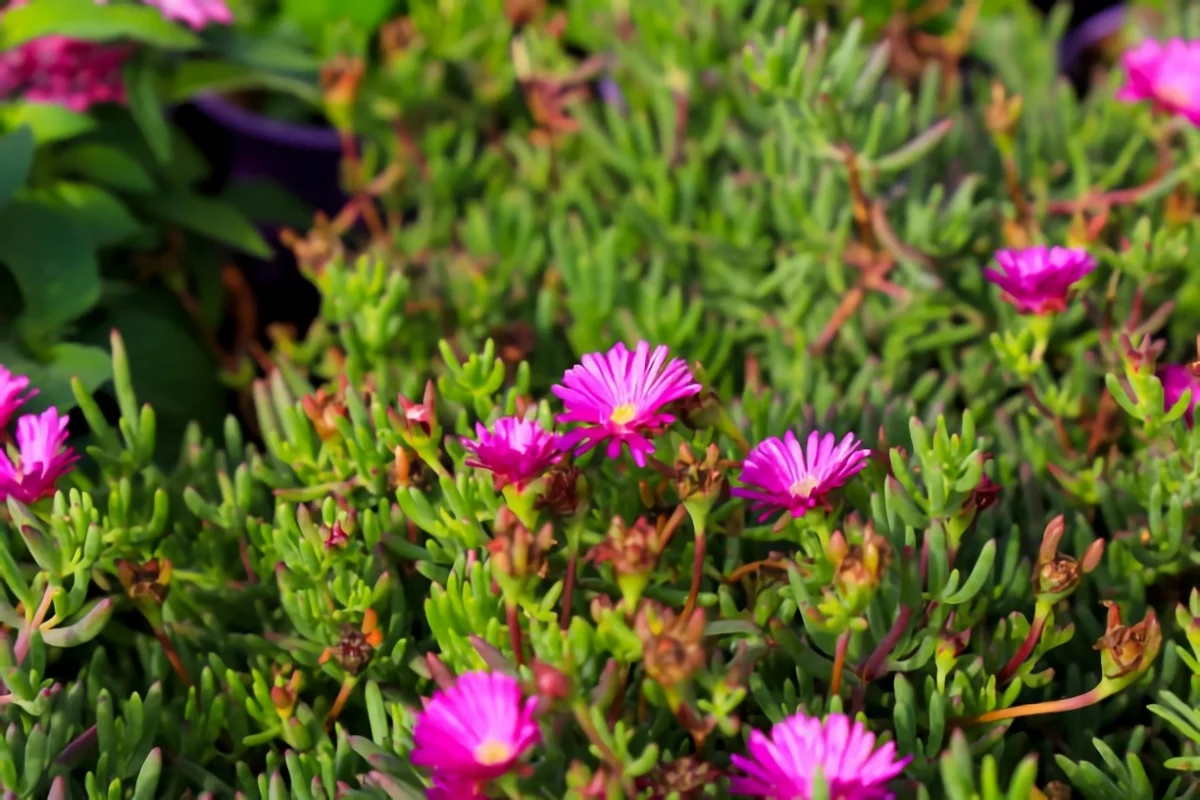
<box><xmin>0</xmin><ymin>367</ymin><xmax>35</xmax><ymax>430</ymax></box>
<box><xmin>733</xmin><ymin>431</ymin><xmax>870</xmax><ymax>522</ymax></box>
<box><xmin>730</xmin><ymin>711</ymin><xmax>910</xmax><ymax>798</ymax></box>
<box><xmin>1160</xmin><ymin>364</ymin><xmax>1200</xmax><ymax>426</ymax></box>
<box><xmin>552</xmin><ymin>341</ymin><xmax>700</xmax><ymax>468</ymax></box>
<box><xmin>983</xmin><ymin>246</ymin><xmax>1096</xmax><ymax>315</ymax></box>
<box><xmin>1116</xmin><ymin>38</ymin><xmax>1200</xmax><ymax>126</ymax></box>
<box><xmin>0</xmin><ymin>0</ymin><xmax>127</xmax><ymax>110</ymax></box>
<box><xmin>140</xmin><ymin>0</ymin><xmax>232</xmax><ymax>29</ymax></box>
<box><xmin>0</xmin><ymin>408</ymin><xmax>78</xmax><ymax>504</ymax></box>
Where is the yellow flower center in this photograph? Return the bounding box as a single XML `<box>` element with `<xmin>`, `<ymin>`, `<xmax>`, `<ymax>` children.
<box><xmin>789</xmin><ymin>476</ymin><xmax>819</xmax><ymax>499</ymax></box>
<box><xmin>474</xmin><ymin>739</ymin><xmax>513</xmax><ymax>765</ymax></box>
<box><xmin>610</xmin><ymin>404</ymin><xmax>637</xmax><ymax>425</ymax></box>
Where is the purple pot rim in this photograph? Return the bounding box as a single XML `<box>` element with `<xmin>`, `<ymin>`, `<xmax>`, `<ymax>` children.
<box><xmin>193</xmin><ymin>92</ymin><xmax>342</xmax><ymax>151</ymax></box>
<box><xmin>1060</xmin><ymin>5</ymin><xmax>1128</xmax><ymax>71</ymax></box>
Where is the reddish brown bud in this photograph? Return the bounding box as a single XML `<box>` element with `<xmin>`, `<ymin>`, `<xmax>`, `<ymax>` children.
<box><xmin>488</xmin><ymin>507</ymin><xmax>556</xmax><ymax>583</ymax></box>
<box><xmin>635</xmin><ymin>602</ymin><xmax>708</xmax><ymax>688</ymax></box>
<box><xmin>1094</xmin><ymin>603</ymin><xmax>1162</xmax><ymax>681</ymax></box>
<box><xmin>641</xmin><ymin>756</ymin><xmax>722</xmax><ymax>800</ymax></box>
<box><xmin>319</xmin><ymin>609</ymin><xmax>383</xmax><ymax>675</ymax></box>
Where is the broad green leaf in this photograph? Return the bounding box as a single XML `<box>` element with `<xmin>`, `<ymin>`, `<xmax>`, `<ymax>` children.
<box><xmin>124</xmin><ymin>58</ymin><xmax>172</xmax><ymax>165</ymax></box>
<box><xmin>54</xmin><ymin>143</ymin><xmax>157</xmax><ymax>194</ymax></box>
<box><xmin>0</xmin><ymin>126</ymin><xmax>34</xmax><ymax>211</ymax></box>
<box><xmin>166</xmin><ymin>59</ymin><xmax>322</xmax><ymax>106</ymax></box>
<box><xmin>0</xmin><ymin>200</ymin><xmax>101</xmax><ymax>336</ymax></box>
<box><xmin>0</xmin><ymin>0</ymin><xmax>202</xmax><ymax>50</ymax></box>
<box><xmin>221</xmin><ymin>177</ymin><xmax>312</xmax><ymax>227</ymax></box>
<box><xmin>0</xmin><ymin>341</ymin><xmax>112</xmax><ymax>415</ymax></box>
<box><xmin>135</xmin><ymin>190</ymin><xmax>272</xmax><ymax>258</ymax></box>
<box><xmin>30</xmin><ymin>182</ymin><xmax>143</xmax><ymax>246</ymax></box>
<box><xmin>0</xmin><ymin>103</ymin><xmax>93</xmax><ymax>144</ymax></box>
<box><xmin>83</xmin><ymin>285</ymin><xmax>224</xmax><ymax>463</ymax></box>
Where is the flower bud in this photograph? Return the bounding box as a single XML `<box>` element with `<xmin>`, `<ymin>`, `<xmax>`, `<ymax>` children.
<box><xmin>393</xmin><ymin>381</ymin><xmax>438</xmax><ymax>438</ymax></box>
<box><xmin>831</xmin><ymin>527</ymin><xmax>892</xmax><ymax>602</ymax></box>
<box><xmin>635</xmin><ymin>602</ymin><xmax>707</xmax><ymax>690</ymax></box>
<box><xmin>1033</xmin><ymin>516</ymin><xmax>1104</xmax><ymax>603</ymax></box>
<box><xmin>1094</xmin><ymin>602</ymin><xmax>1162</xmax><ymax>682</ymax></box>
<box><xmin>536</xmin><ymin>464</ymin><xmax>588</xmax><ymax>518</ymax></box>
<box><xmin>488</xmin><ymin>507</ymin><xmax>556</xmax><ymax>589</ymax></box>
<box><xmin>588</xmin><ymin>516</ymin><xmax>668</xmax><ymax>609</ymax></box>
<box><xmin>640</xmin><ymin>756</ymin><xmax>721</xmax><ymax>800</ymax></box>
<box><xmin>301</xmin><ymin>386</ymin><xmax>348</xmax><ymax>441</ymax></box>
<box><xmin>673</xmin><ymin>442</ymin><xmax>728</xmax><ymax>506</ymax></box>
<box><xmin>318</xmin><ymin>609</ymin><xmax>383</xmax><ymax>676</ymax></box>
<box><xmin>324</xmin><ymin>521</ymin><xmax>351</xmax><ymax>550</ymax></box>
<box><xmin>531</xmin><ymin>659</ymin><xmax>571</xmax><ymax>713</ymax></box>
<box><xmin>117</xmin><ymin>558</ymin><xmax>173</xmax><ymax>606</ymax></box>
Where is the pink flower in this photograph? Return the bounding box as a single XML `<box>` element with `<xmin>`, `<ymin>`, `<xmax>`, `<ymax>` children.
<box><xmin>982</xmin><ymin>246</ymin><xmax>1096</xmax><ymax>315</ymax></box>
<box><xmin>1116</xmin><ymin>38</ymin><xmax>1200</xmax><ymax>126</ymax></box>
<box><xmin>411</xmin><ymin>670</ymin><xmax>541</xmax><ymax>784</ymax></box>
<box><xmin>140</xmin><ymin>0</ymin><xmax>232</xmax><ymax>29</ymax></box>
<box><xmin>732</xmin><ymin>431</ymin><xmax>869</xmax><ymax>523</ymax></box>
<box><xmin>730</xmin><ymin>711</ymin><xmax>910</xmax><ymax>799</ymax></box>
<box><xmin>551</xmin><ymin>341</ymin><xmax>701</xmax><ymax>468</ymax></box>
<box><xmin>0</xmin><ymin>408</ymin><xmax>78</xmax><ymax>504</ymax></box>
<box><xmin>427</xmin><ymin>776</ymin><xmax>485</xmax><ymax>800</ymax></box>
<box><xmin>461</xmin><ymin>416</ymin><xmax>561</xmax><ymax>491</ymax></box>
<box><xmin>1160</xmin><ymin>364</ymin><xmax>1200</xmax><ymax>426</ymax></box>
<box><xmin>0</xmin><ymin>367</ymin><xmax>35</xmax><ymax>430</ymax></box>
<box><xmin>0</xmin><ymin>11</ymin><xmax>128</xmax><ymax>110</ymax></box>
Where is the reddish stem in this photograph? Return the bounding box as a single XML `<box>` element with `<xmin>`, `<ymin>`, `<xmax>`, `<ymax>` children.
<box><xmin>506</xmin><ymin>603</ymin><xmax>524</xmax><ymax>668</ymax></box>
<box><xmin>559</xmin><ymin>552</ymin><xmax>578</xmax><ymax>630</ymax></box>
<box><xmin>682</xmin><ymin>530</ymin><xmax>706</xmax><ymax>620</ymax></box>
<box><xmin>861</xmin><ymin>606</ymin><xmax>913</xmax><ymax>682</ymax></box>
<box><xmin>995</xmin><ymin>609</ymin><xmax>1048</xmax><ymax>685</ymax></box>
<box><xmin>14</xmin><ymin>588</ymin><xmax>54</xmax><ymax>665</ymax></box>
<box><xmin>830</xmin><ymin>632</ymin><xmax>850</xmax><ymax>697</ymax></box>
<box><xmin>154</xmin><ymin>628</ymin><xmax>194</xmax><ymax>689</ymax></box>
<box><xmin>955</xmin><ymin>688</ymin><xmax>1100</xmax><ymax>727</ymax></box>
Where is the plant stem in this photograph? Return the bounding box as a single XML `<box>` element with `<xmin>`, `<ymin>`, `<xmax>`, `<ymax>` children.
<box><xmin>682</xmin><ymin>526</ymin><xmax>706</xmax><ymax>619</ymax></box>
<box><xmin>14</xmin><ymin>587</ymin><xmax>54</xmax><ymax>665</ymax></box>
<box><xmin>995</xmin><ymin>604</ymin><xmax>1049</xmax><ymax>684</ymax></box>
<box><xmin>506</xmin><ymin>602</ymin><xmax>524</xmax><ymax>667</ymax></box>
<box><xmin>830</xmin><ymin>631</ymin><xmax>850</xmax><ymax>697</ymax></box>
<box><xmin>658</xmin><ymin>505</ymin><xmax>690</xmax><ymax>551</ymax></box>
<box><xmin>860</xmin><ymin>605</ymin><xmax>913</xmax><ymax>681</ymax></box>
<box><xmin>954</xmin><ymin>687</ymin><xmax>1101</xmax><ymax>727</ymax></box>
<box><xmin>723</xmin><ymin>559</ymin><xmax>795</xmax><ymax>584</ymax></box>
<box><xmin>559</xmin><ymin>551</ymin><xmax>577</xmax><ymax>630</ymax></box>
<box><xmin>153</xmin><ymin>627</ymin><xmax>193</xmax><ymax>688</ymax></box>
<box><xmin>324</xmin><ymin>677</ymin><xmax>356</xmax><ymax>731</ymax></box>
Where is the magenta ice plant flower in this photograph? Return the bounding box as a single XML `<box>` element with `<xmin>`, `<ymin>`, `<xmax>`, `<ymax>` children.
<box><xmin>411</xmin><ymin>670</ymin><xmax>541</xmax><ymax>785</ymax></box>
<box><xmin>982</xmin><ymin>246</ymin><xmax>1096</xmax><ymax>315</ymax></box>
<box><xmin>730</xmin><ymin>711</ymin><xmax>910</xmax><ymax>799</ymax></box>
<box><xmin>552</xmin><ymin>341</ymin><xmax>701</xmax><ymax>468</ymax></box>
<box><xmin>733</xmin><ymin>431</ymin><xmax>869</xmax><ymax>523</ymax></box>
<box><xmin>1160</xmin><ymin>364</ymin><xmax>1200</xmax><ymax>426</ymax></box>
<box><xmin>461</xmin><ymin>416</ymin><xmax>561</xmax><ymax>491</ymax></box>
<box><xmin>0</xmin><ymin>367</ymin><xmax>35</xmax><ymax>430</ymax></box>
<box><xmin>139</xmin><ymin>0</ymin><xmax>232</xmax><ymax>28</ymax></box>
<box><xmin>0</xmin><ymin>408</ymin><xmax>78</xmax><ymax>504</ymax></box>
<box><xmin>1115</xmin><ymin>38</ymin><xmax>1200</xmax><ymax>126</ymax></box>
<box><xmin>427</xmin><ymin>776</ymin><xmax>484</xmax><ymax>800</ymax></box>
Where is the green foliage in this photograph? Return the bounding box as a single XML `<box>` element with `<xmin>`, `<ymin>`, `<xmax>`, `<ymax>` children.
<box><xmin>5</xmin><ymin>0</ymin><xmax>1200</xmax><ymax>797</ymax></box>
<box><xmin>0</xmin><ymin>0</ymin><xmax>274</xmax><ymax>438</ymax></box>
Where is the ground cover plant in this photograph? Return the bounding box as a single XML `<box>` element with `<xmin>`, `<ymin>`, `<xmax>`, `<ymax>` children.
<box><xmin>5</xmin><ymin>0</ymin><xmax>1200</xmax><ymax>798</ymax></box>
